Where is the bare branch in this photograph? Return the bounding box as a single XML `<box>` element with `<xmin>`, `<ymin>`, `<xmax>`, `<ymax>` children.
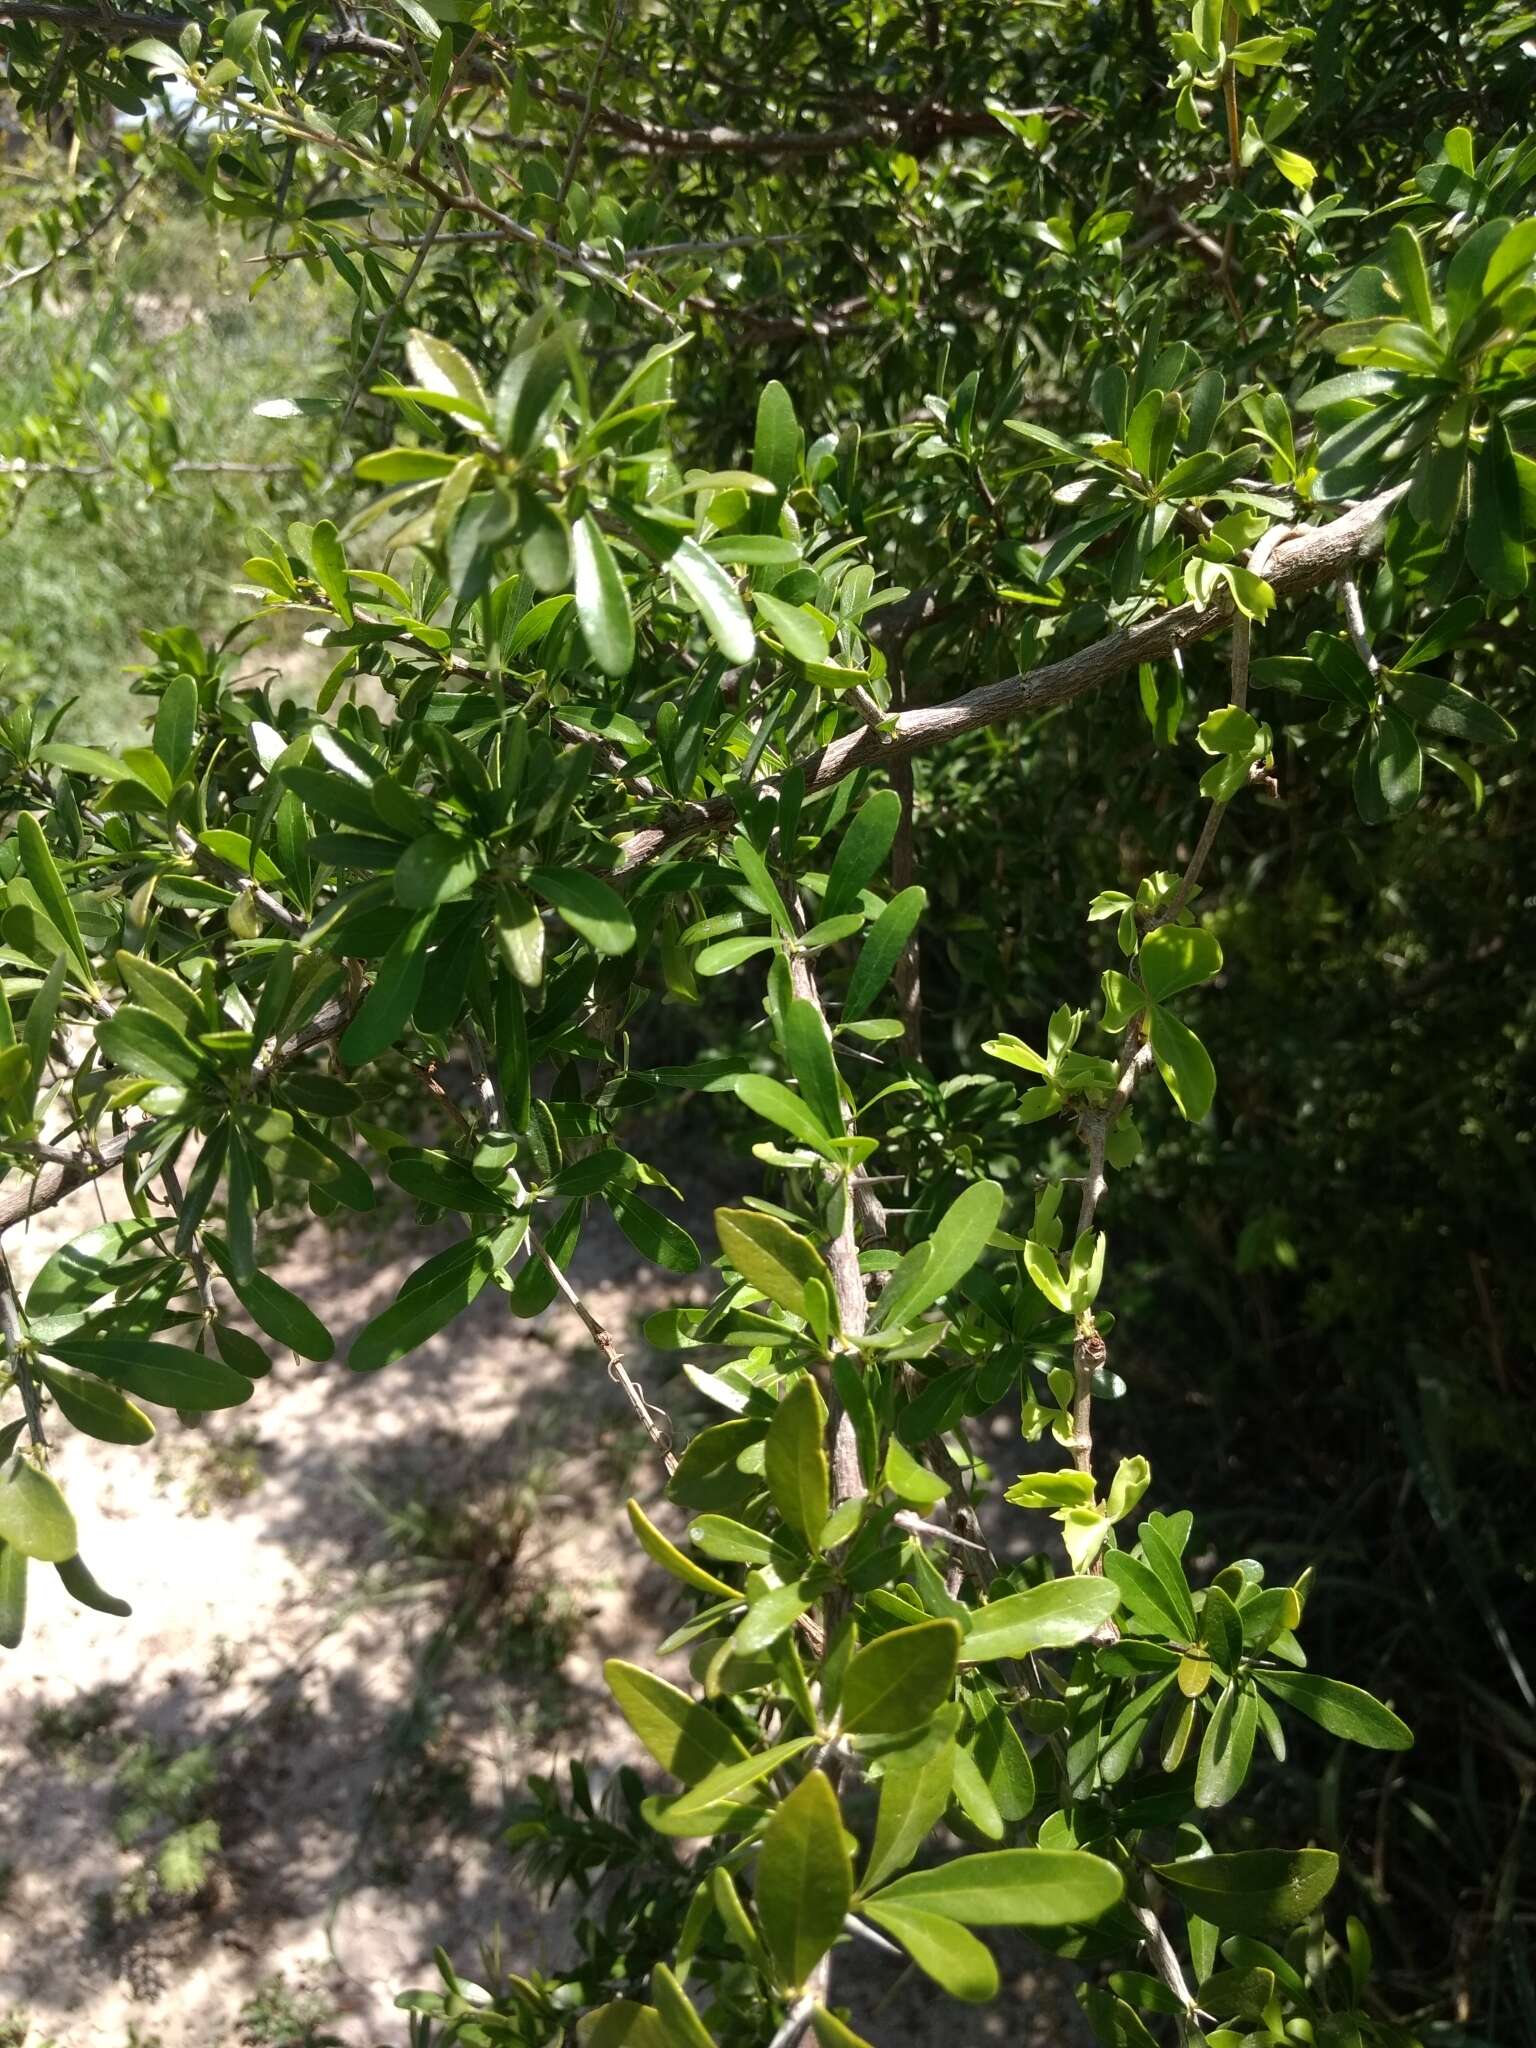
<box><xmin>614</xmin><ymin>487</ymin><xmax>1407</xmax><ymax>875</ymax></box>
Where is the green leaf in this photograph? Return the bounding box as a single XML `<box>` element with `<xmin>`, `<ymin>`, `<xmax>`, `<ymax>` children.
<box><xmin>670</xmin><ymin>538</ymin><xmax>755</xmax><ymax>662</ymax></box>
<box><xmin>626</xmin><ymin>1498</ymin><xmax>738</xmax><ymax>1600</ymax></box>
<box><xmin>603</xmin><ymin>1658</ymin><xmax>750</xmax><ymax>1784</ymax></box>
<box><xmin>395</xmin><ymin>831</ymin><xmax>484</xmax><ymax>909</ymax></box>
<box><xmin>811</xmin><ymin>2008</ymin><xmax>878</xmax><ymax>2048</ymax></box>
<box><xmin>349</xmin><ymin>1231</ymin><xmax>517</xmax><ymax>1370</ymax></box>
<box><xmin>783</xmin><ymin>999</ymin><xmax>843</xmax><ymax>1139</ymax></box>
<box><xmin>1138</xmin><ymin>1519</ymin><xmax>1199</xmax><ymax>1637</ymax></box>
<box><xmin>648</xmin><ymin>1736</ymin><xmax>812</xmax><ymax>1835</ymax></box>
<box><xmin>824</xmin><ymin>791</ymin><xmax>902</xmax><ymax>920</ymax></box>
<box><xmin>1152</xmin><ymin>1848</ymin><xmax>1339</xmax><ymax>1936</ymax></box>
<box><xmin>1466</xmin><ymin>417</ymin><xmax>1528</xmax><ymax>596</ymax></box>
<box><xmin>715</xmin><ymin>1208</ymin><xmax>835</xmax><ymax>1320</ymax></box>
<box><xmin>53</xmin><ymin>1550</ymin><xmax>132</xmax><ymax>1618</ymax></box>
<box><xmin>1352</xmin><ymin>708</ymin><xmax>1423</xmax><ymax>824</ymax></box>
<box><xmin>610</xmin><ymin>1190</ymin><xmax>700</xmax><ymax>1273</ymax></box>
<box><xmin>1390</xmin><ymin>673</ymin><xmax>1514</xmax><ymax>746</ymax></box>
<box><xmin>1256</xmin><ymin>1670</ymin><xmax>1413</xmax><ymax>1750</ymax></box>
<box><xmin>865</xmin><ymin>1715</ymin><xmax>959</xmax><ymax>1890</ymax></box>
<box><xmin>494</xmin><ymin>334</ymin><xmax>570</xmax><ymax>455</ymax></box>
<box><xmin>872</xmin><ymin>1180</ymin><xmax>1004</xmax><ymax>1330</ymax></box>
<box><xmin>867</xmin><ymin>1847</ymin><xmax>1123</xmax><ymax>1927</ymax></box>
<box><xmin>755</xmin><ymin>590</ymin><xmax>831</xmax><ymax>664</ymax></box>
<box><xmin>96</xmin><ymin>1004</ymin><xmax>207</xmax><ymax>1087</ymax></box>
<box><xmin>0</xmin><ymin>1456</ymin><xmax>78</xmax><ymax>1562</ymax></box>
<box><xmin>0</xmin><ymin>1541</ymin><xmax>25</xmax><ymax>1649</ymax></box>
<box><xmin>26</xmin><ymin>1221</ymin><xmax>159</xmax><ymax>1316</ymax></box>
<box><xmin>863</xmin><ymin>1902</ymin><xmax>998</xmax><ymax>2003</ymax></box>
<box><xmin>1102</xmin><ymin>1550</ymin><xmax>1190</xmax><ymax>1639</ymax></box>
<box><xmin>695</xmin><ymin>934</ymin><xmax>779</xmax><ymax>976</ymax></box>
<box><xmin>844</xmin><ymin>885</ymin><xmax>925</xmax><ymax>1023</ymax></box>
<box><xmin>755</xmin><ymin>1770</ymin><xmax>852</xmax><ymax>1989</ymax></box>
<box><xmin>43</xmin><ymin>1338</ymin><xmax>253</xmax><ymax>1413</ymax></box>
<box><xmin>765</xmin><ymin>1374</ymin><xmax>830</xmax><ymax>1545</ymax></box>
<box><xmin>1139</xmin><ymin>926</ymin><xmax>1223</xmax><ymax>1002</ymax></box>
<box><xmin>39</xmin><ymin>1365</ymin><xmax>156</xmax><ymax>1445</ymax></box>
<box><xmin>204</xmin><ymin>1237</ymin><xmax>334</xmax><ymax>1361</ymax></box>
<box><xmin>339</xmin><ymin>910</ymin><xmax>435</xmax><ymax>1063</ymax></box>
<box><xmin>529</xmin><ymin>867</ymin><xmax>637</xmax><ymax>956</ymax></box>
<box><xmin>753</xmin><ymin>379</ymin><xmax>799</xmax><ymax>502</ymax></box>
<box><xmin>960</xmin><ymin>1577</ymin><xmax>1121</xmax><ymax>1662</ymax></box>
<box><xmin>309</xmin><ymin>519</ymin><xmax>353</xmax><ymax>623</ymax></box>
<box><xmin>1147</xmin><ymin>1007</ymin><xmax>1217</xmax><ymax>1122</ymax></box>
<box><xmin>573</xmin><ymin>514</ymin><xmax>635</xmax><ymax>677</ymax></box>
<box><xmin>153</xmin><ymin>672</ymin><xmax>198</xmax><ymax>782</ymax></box>
<box><xmin>732</xmin><ymin>1577</ymin><xmax>815</xmax><ymax>1654</ymax></box>
<box><xmin>18</xmin><ymin>812</ymin><xmax>94</xmax><ymax>988</ymax></box>
<box><xmin>403</xmin><ymin>328</ymin><xmax>491</xmax><ymax>425</ymax></box>
<box><xmin>576</xmin><ymin>2003</ymin><xmax>666</xmax><ymax>2047</ymax></box>
<box><xmin>648</xmin><ymin>1967</ymin><xmax>715</xmax><ymax>2048</ymax></box>
<box><xmin>842</xmin><ymin>1620</ymin><xmax>960</xmax><ymax>1734</ymax></box>
<box><xmin>735</xmin><ymin>1074</ymin><xmax>836</xmax><ymax>1154</ymax></box>
<box><xmin>1195</xmin><ymin>1680</ymin><xmax>1258</xmax><ymax>1808</ymax></box>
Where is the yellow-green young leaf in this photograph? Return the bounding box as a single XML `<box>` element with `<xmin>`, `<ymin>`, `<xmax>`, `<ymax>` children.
<box><xmin>765</xmin><ymin>1374</ymin><xmax>830</xmax><ymax>1545</ymax></box>
<box><xmin>1139</xmin><ymin>925</ymin><xmax>1223</xmax><ymax>1001</ymax></box>
<box><xmin>755</xmin><ymin>1770</ymin><xmax>853</xmax><ymax>1989</ymax></box>
<box><xmin>574</xmin><ymin>2002</ymin><xmax>667</xmax><ymax>2047</ymax></box>
<box><xmin>866</xmin><ymin>1847</ymin><xmax>1123</xmax><ymax>1927</ymax></box>
<box><xmin>715</xmin><ymin>1208</ymin><xmax>835</xmax><ymax>1319</ymax></box>
<box><xmin>54</xmin><ymin>1550</ymin><xmax>132</xmax><ymax>1618</ymax></box>
<box><xmin>1147</xmin><ymin>1006</ymin><xmax>1217</xmax><ymax>1122</ymax></box>
<box><xmin>1256</xmin><ymin>1670</ymin><xmax>1413</xmax><ymax>1750</ymax></box>
<box><xmin>17</xmin><ymin>812</ymin><xmax>94</xmax><ymax>987</ymax></box>
<box><xmin>626</xmin><ymin>1498</ymin><xmax>738</xmax><ymax>1601</ymax></box>
<box><xmin>884</xmin><ymin>1437</ymin><xmax>949</xmax><ymax>1507</ymax></box>
<box><xmin>1152</xmin><ymin>1847</ymin><xmax>1338</xmax><ymax>1936</ymax></box>
<box><xmin>812</xmin><ymin>2005</ymin><xmax>879</xmax><ymax>2048</ymax></box>
<box><xmin>0</xmin><ymin>1457</ymin><xmax>78</xmax><ymax>1563</ymax></box>
<box><xmin>841</xmin><ymin>1620</ymin><xmax>960</xmax><ymax>1735</ymax></box>
<box><xmin>648</xmin><ymin>1965</ymin><xmax>715</xmax><ymax>2048</ymax></box>
<box><xmin>38</xmin><ymin>1366</ymin><xmax>155</xmax><ymax>1446</ymax></box>
<box><xmin>1022</xmin><ymin>1240</ymin><xmax>1073</xmax><ymax>1312</ymax></box>
<box><xmin>603</xmin><ymin>1658</ymin><xmax>750</xmax><ymax>1784</ymax></box>
<box><xmin>0</xmin><ymin>1541</ymin><xmax>26</xmax><ymax>1649</ymax></box>
<box><xmin>960</xmin><ymin>1576</ymin><xmax>1119</xmax><ymax>1663</ymax></box>
<box><xmin>572</xmin><ymin>514</ymin><xmax>635</xmax><ymax>677</ymax></box>
<box><xmin>863</xmin><ymin>1902</ymin><xmax>999</xmax><ymax>2003</ymax></box>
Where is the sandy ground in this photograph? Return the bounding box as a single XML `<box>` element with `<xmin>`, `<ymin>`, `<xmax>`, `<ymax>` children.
<box><xmin>0</xmin><ymin>1169</ymin><xmax>1087</xmax><ymax>2048</ymax></box>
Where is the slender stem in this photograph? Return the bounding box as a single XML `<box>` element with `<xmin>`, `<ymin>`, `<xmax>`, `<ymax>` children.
<box><xmin>0</xmin><ymin>1249</ymin><xmax>46</xmax><ymax>1447</ymax></box>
